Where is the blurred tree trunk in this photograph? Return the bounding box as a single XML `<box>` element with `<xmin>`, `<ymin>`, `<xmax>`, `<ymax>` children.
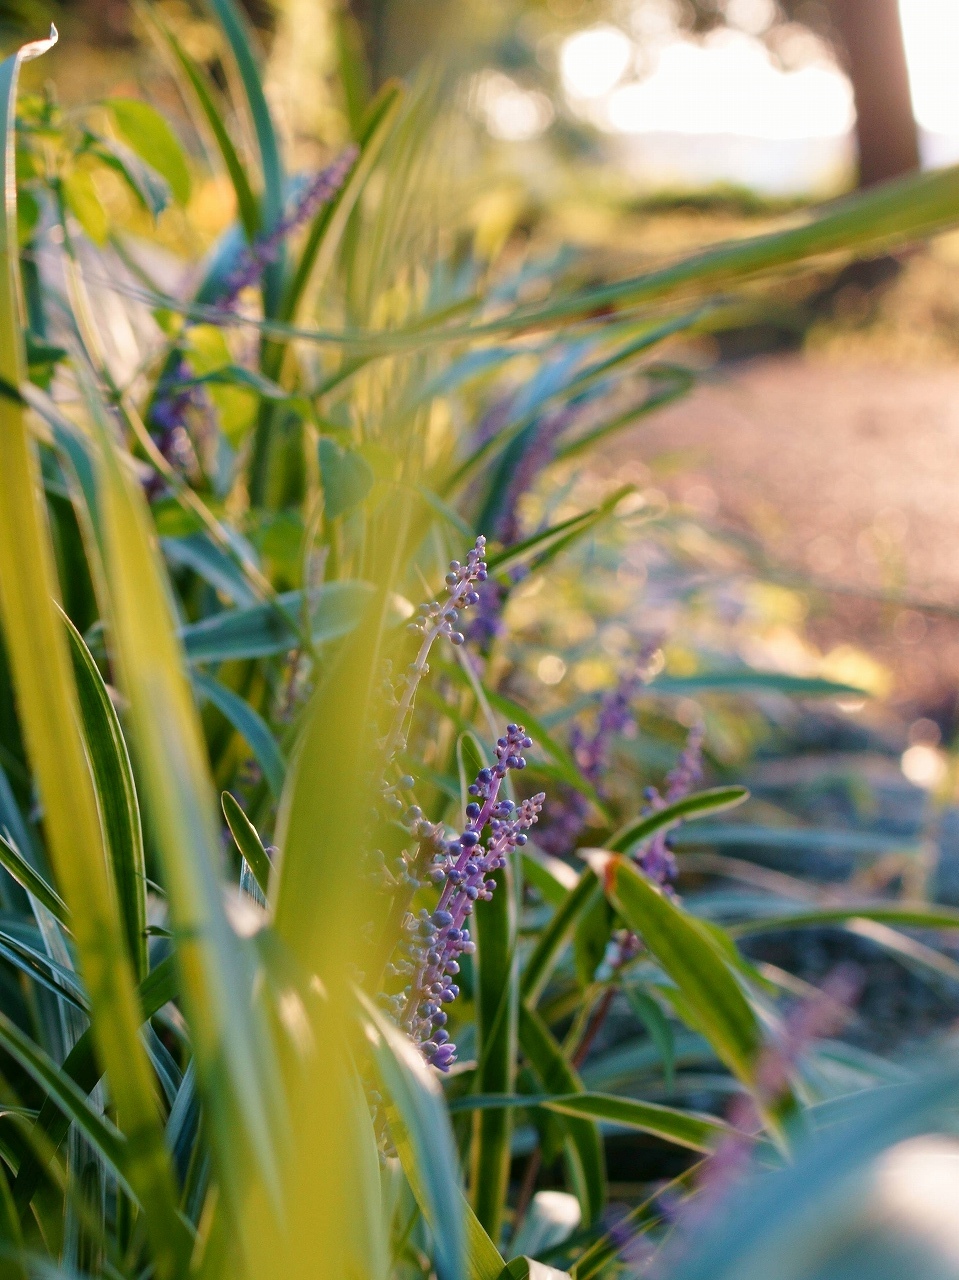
<box><xmin>830</xmin><ymin>0</ymin><xmax>919</xmax><ymax>187</ymax></box>
<box><xmin>344</xmin><ymin>0</ymin><xmax>388</xmax><ymax>88</ymax></box>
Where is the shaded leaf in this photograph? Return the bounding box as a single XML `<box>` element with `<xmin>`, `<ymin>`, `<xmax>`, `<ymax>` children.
<box><xmin>106</xmin><ymin>97</ymin><xmax>191</xmax><ymax>204</ymax></box>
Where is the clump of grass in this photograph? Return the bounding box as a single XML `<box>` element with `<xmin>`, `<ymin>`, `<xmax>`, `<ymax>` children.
<box><xmin>0</xmin><ymin>9</ymin><xmax>958</xmax><ymax>1280</ymax></box>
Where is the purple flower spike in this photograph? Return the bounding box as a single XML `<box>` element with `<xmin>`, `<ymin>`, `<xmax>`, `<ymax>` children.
<box><xmin>382</xmin><ymin>536</ymin><xmax>488</xmax><ymax>762</ymax></box>
<box><xmin>390</xmin><ymin>725</ymin><xmax>543</xmax><ymax>1070</ymax></box>
<box><xmin>216</xmin><ymin>146</ymin><xmax>359</xmax><ymax>309</ymax></box>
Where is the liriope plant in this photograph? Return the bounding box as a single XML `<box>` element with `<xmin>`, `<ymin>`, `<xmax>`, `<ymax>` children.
<box><xmin>1</xmin><ymin>7</ymin><xmax>959</xmax><ymax>1280</ymax></box>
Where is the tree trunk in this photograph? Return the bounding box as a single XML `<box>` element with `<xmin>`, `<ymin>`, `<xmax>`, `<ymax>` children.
<box><xmin>830</xmin><ymin>0</ymin><xmax>920</xmax><ymax>187</ymax></box>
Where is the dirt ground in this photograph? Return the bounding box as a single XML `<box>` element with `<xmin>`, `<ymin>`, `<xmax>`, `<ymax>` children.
<box><xmin>624</xmin><ymin>352</ymin><xmax>959</xmax><ymax>721</ymax></box>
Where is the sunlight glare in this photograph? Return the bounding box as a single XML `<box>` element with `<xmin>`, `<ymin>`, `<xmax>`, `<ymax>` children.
<box><xmin>604</xmin><ymin>30</ymin><xmax>853</xmax><ymax>140</ymax></box>
<box><xmin>560</xmin><ymin>25</ymin><xmax>634</xmax><ymax>100</ymax></box>
<box><xmin>899</xmin><ymin>0</ymin><xmax>959</xmax><ymax>135</ymax></box>
<box><xmin>473</xmin><ymin>70</ymin><xmax>555</xmax><ymax>141</ymax></box>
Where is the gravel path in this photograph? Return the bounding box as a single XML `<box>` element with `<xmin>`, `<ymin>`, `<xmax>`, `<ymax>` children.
<box><xmin>623</xmin><ymin>353</ymin><xmax>959</xmax><ymax>715</ymax></box>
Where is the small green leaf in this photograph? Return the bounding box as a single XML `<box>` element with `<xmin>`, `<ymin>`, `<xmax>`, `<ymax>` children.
<box><xmin>62</xmin><ymin>165</ymin><xmax>108</xmax><ymax>243</ymax></box>
<box><xmin>106</xmin><ymin>98</ymin><xmax>191</xmax><ymax>204</ymax></box>
<box><xmin>89</xmin><ymin>135</ymin><xmax>172</xmax><ymax>217</ymax></box>
<box><xmin>221</xmin><ymin>792</ymin><xmax>272</xmax><ymax>899</ymax></box>
<box><xmin>179</xmin><ymin>581</ymin><xmax>372</xmax><ymax>662</ymax></box>
<box><xmin>319</xmin><ymin>438</ymin><xmax>374</xmax><ymax>520</ymax></box>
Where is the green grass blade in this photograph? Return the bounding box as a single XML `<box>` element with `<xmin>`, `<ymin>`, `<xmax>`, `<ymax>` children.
<box><xmin>623</xmin><ymin>986</ymin><xmax>675</xmax><ymax>1089</ymax></box>
<box><xmin>471</xmin><ymin>855</ymin><xmax>519</xmax><ymax>1242</ymax></box>
<box><xmin>0</xmin><ymin>834</ymin><xmax>69</xmax><ymax>925</ymax></box>
<box><xmin>650</xmin><ymin>671</ymin><xmax>869</xmax><ymax>698</ymax></box>
<box><xmin>271</xmin><ymin>582</ymin><xmax>392</xmax><ymax>974</ymax></box>
<box><xmin>162</xmin><ymin>534</ymin><xmax>259</xmax><ymax>608</ymax></box>
<box><xmin>464</xmin><ymin>1199</ymin><xmax>509</xmax><ymax>1280</ymax></box>
<box><xmin>221</xmin><ymin>792</ymin><xmax>272</xmax><ymax>899</ymax></box>
<box><xmin>0</xmin><ymin>925</ymin><xmax>87</xmax><ymax>1010</ymax></box>
<box><xmin>358</xmin><ymin>991</ymin><xmax>464</xmax><ymax>1280</ymax></box>
<box><xmin>280</xmin><ymin>79</ymin><xmax>403</xmax><ymax>325</ymax></box>
<box><xmin>0</xmin><ymin>1162</ymin><xmax>25</xmax><ymax>1280</ymax></box>
<box><xmin>0</xmin><ymin>1007</ymin><xmax>128</xmax><ymax>1185</ymax></box>
<box><xmin>79</xmin><ymin>364</ymin><xmax>284</xmax><ymax>1233</ymax></box>
<box><xmin>607</xmin><ymin>787</ymin><xmax>749</xmax><ymax>854</ymax></box>
<box><xmin>730</xmin><ymin>903</ymin><xmax>959</xmax><ymax>936</ymax></box>
<box><xmin>179</xmin><ymin>581</ymin><xmax>371</xmax><ymax>662</ymax></box>
<box><xmin>521</xmin><ymin>872</ymin><xmax>601</xmax><ymax>1008</ymax></box>
<box><xmin>61</xmin><ymin>611</ymin><xmax>148</xmax><ymax>983</ymax></box>
<box><xmin>672</xmin><ymin>824</ymin><xmax>918</xmax><ymax>856</ymax></box>
<box><xmin>519</xmin><ymin>1004</ymin><xmax>606</xmax><ymax>1227</ymax></box>
<box><xmin>202</xmin><ymin>0</ymin><xmax>284</xmax><ymax>306</ymax></box>
<box><xmin>471</xmin><ymin>163</ymin><xmax>959</xmax><ymax>336</ymax></box>
<box><xmin>13</xmin><ymin>956</ymin><xmax>178</xmax><ymax>1213</ymax></box>
<box><xmin>154</xmin><ymin>16</ymin><xmax>259</xmax><ymax>237</ymax></box>
<box><xmin>485</xmin><ymin>506</ymin><xmax>621</xmax><ymax>577</ymax></box>
<box><xmin>196</xmin><ymin>673</ymin><xmax>286</xmax><ymax>799</ymax></box>
<box><xmin>541</xmin><ymin>1093</ymin><xmax>729</xmax><ymax>1153</ymax></box>
<box><xmin>0</xmin><ymin>33</ymin><xmax>188</xmax><ymax>1277</ymax></box>
<box><xmin>500</xmin><ymin>1258</ymin><xmax>572</xmax><ymax>1280</ymax></box>
<box><xmin>570</xmin><ymin>1183</ymin><xmax>664</xmax><ymax>1280</ymax></box>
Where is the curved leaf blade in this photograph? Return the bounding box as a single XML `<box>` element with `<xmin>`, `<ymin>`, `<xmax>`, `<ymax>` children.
<box><xmin>62</xmin><ymin>611</ymin><xmax>148</xmax><ymax>982</ymax></box>
<box><xmin>542</xmin><ymin>1093</ymin><xmax>729</xmax><ymax>1153</ymax></box>
<box><xmin>221</xmin><ymin>792</ymin><xmax>272</xmax><ymax>900</ymax></box>
<box><xmin>588</xmin><ymin>852</ymin><xmax>762</xmax><ymax>1088</ymax></box>
<box><xmin>607</xmin><ymin>787</ymin><xmax>749</xmax><ymax>855</ymax></box>
<box><xmin>196</xmin><ymin>673</ymin><xmax>286</xmax><ymax>799</ymax></box>
<box><xmin>358</xmin><ymin>992</ymin><xmax>464</xmax><ymax>1280</ymax></box>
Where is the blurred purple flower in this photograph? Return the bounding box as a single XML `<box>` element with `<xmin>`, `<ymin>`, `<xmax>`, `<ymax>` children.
<box><xmin>596</xmin><ymin>722</ymin><xmax>704</xmax><ymax>981</ymax></box>
<box><xmin>216</xmin><ymin>147</ymin><xmax>358</xmax><ymax>309</ymax></box>
<box><xmin>146</xmin><ymin>356</ymin><xmax>207</xmax><ymax>493</ymax></box>
<box><xmin>537</xmin><ymin>653</ymin><xmax>657</xmax><ymax>857</ymax></box>
<box><xmin>692</xmin><ymin>964</ymin><xmax>861</xmax><ymax>1217</ymax></box>
<box><xmin>637</xmin><ymin>721</ymin><xmax>704</xmax><ymax>887</ymax></box>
